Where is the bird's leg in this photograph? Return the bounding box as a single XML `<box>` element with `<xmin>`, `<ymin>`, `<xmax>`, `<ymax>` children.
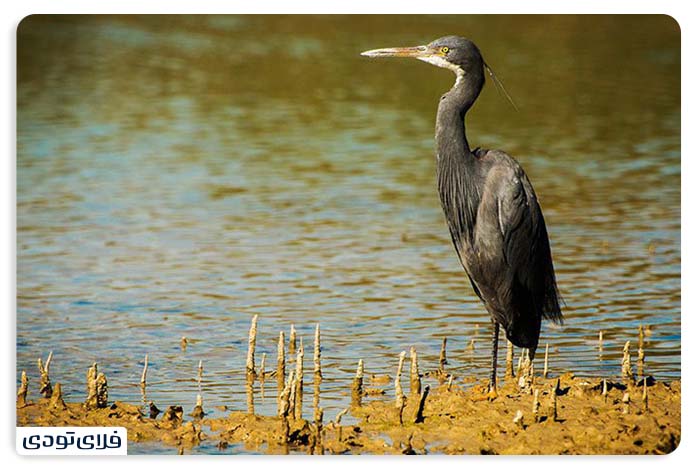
<box><xmin>488</xmin><ymin>322</ymin><xmax>500</xmax><ymax>399</ymax></box>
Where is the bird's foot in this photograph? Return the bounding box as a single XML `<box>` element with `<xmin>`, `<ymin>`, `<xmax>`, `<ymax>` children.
<box><xmin>487</xmin><ymin>385</ymin><xmax>499</xmax><ymax>401</ymax></box>
<box><xmin>472</xmin><ymin>383</ymin><xmax>499</xmax><ymax>401</ymax></box>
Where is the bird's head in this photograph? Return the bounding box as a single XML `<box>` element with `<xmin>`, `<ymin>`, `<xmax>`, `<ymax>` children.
<box><xmin>361</xmin><ymin>35</ymin><xmax>485</xmax><ymax>80</ymax></box>
<box><xmin>361</xmin><ymin>36</ymin><xmax>517</xmax><ymax>110</ymax></box>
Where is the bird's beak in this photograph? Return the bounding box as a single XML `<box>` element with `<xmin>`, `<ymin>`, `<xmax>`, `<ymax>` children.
<box><xmin>360</xmin><ymin>45</ymin><xmax>430</xmax><ymax>59</ymax></box>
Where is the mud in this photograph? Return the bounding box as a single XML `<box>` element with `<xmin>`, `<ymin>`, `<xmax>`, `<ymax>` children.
<box><xmin>348</xmin><ymin>374</ymin><xmax>680</xmax><ymax>454</ymax></box>
<box><xmin>16</xmin><ymin>370</ymin><xmax>680</xmax><ymax>454</ymax></box>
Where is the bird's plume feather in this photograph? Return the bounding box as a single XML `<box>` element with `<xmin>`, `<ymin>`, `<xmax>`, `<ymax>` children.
<box><xmin>484</xmin><ymin>62</ymin><xmax>518</xmax><ymax>112</ymax></box>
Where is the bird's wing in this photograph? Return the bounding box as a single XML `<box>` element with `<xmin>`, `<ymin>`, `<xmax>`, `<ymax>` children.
<box><xmin>496</xmin><ymin>163</ymin><xmax>563</xmax><ymax>324</ymax></box>
<box><xmin>496</xmin><ymin>168</ymin><xmax>542</xmax><ymax>271</ymax></box>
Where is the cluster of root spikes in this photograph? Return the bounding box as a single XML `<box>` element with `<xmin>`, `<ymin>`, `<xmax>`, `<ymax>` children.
<box><xmin>17</xmin><ymin>318</ymin><xmax>671</xmax><ymax>454</ymax></box>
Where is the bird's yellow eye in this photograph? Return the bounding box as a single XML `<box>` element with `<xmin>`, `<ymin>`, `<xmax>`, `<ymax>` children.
<box><xmin>441</xmin><ymin>46</ymin><xmax>450</xmax><ymax>54</ymax></box>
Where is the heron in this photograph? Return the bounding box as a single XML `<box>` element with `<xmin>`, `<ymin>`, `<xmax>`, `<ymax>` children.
<box><xmin>361</xmin><ymin>36</ymin><xmax>563</xmax><ymax>396</ymax></box>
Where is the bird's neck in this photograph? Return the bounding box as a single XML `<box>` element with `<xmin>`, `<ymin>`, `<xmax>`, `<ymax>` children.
<box><xmin>434</xmin><ymin>70</ymin><xmax>486</xmax><ymax>244</ymax></box>
<box><xmin>435</xmin><ymin>70</ymin><xmax>484</xmax><ymax>162</ymax></box>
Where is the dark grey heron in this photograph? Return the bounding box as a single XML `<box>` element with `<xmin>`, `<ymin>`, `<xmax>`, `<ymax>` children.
<box><xmin>361</xmin><ymin>36</ymin><xmax>563</xmax><ymax>395</ymax></box>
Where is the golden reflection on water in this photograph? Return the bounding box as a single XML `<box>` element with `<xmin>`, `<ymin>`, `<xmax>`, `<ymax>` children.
<box><xmin>17</xmin><ymin>15</ymin><xmax>679</xmax><ymax>453</ymax></box>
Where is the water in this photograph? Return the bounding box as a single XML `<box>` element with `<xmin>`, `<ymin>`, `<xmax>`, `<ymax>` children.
<box><xmin>17</xmin><ymin>15</ymin><xmax>680</xmax><ymax>454</ymax></box>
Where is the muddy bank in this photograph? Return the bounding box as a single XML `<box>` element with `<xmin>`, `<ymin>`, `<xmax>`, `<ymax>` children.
<box><xmin>16</xmin><ymin>372</ymin><xmax>680</xmax><ymax>454</ymax></box>
<box><xmin>349</xmin><ymin>374</ymin><xmax>680</xmax><ymax>454</ymax></box>
<box><xmin>16</xmin><ymin>319</ymin><xmax>680</xmax><ymax>454</ymax></box>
